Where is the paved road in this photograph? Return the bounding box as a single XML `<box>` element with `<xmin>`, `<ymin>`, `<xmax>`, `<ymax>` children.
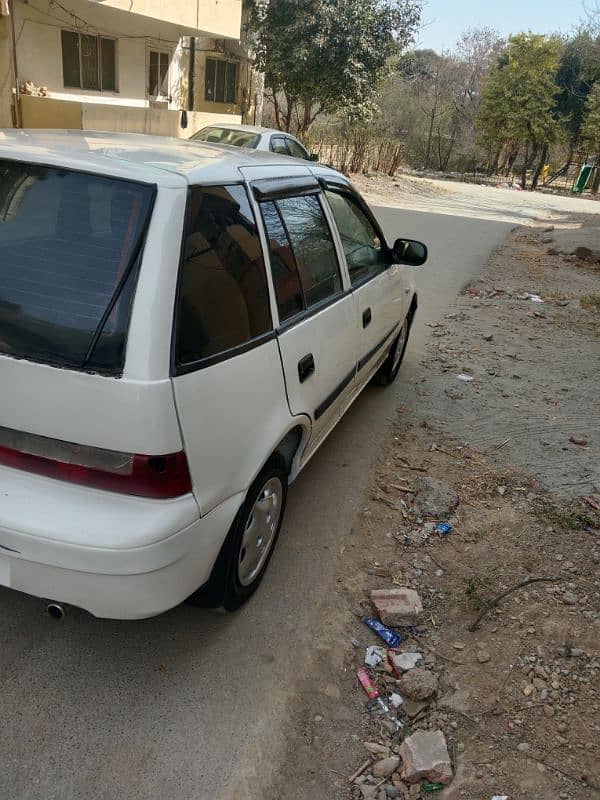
<box><xmin>0</xmin><ymin>204</ymin><xmax>513</xmax><ymax>800</ymax></box>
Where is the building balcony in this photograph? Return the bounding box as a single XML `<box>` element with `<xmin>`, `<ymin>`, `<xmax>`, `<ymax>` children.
<box><xmin>84</xmin><ymin>0</ymin><xmax>242</xmax><ymax>38</ymax></box>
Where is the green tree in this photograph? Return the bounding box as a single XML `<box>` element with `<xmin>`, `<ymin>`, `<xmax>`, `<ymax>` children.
<box><xmin>581</xmin><ymin>84</ymin><xmax>600</xmax><ymax>192</ymax></box>
<box><xmin>478</xmin><ymin>33</ymin><xmax>564</xmax><ymax>188</ymax></box>
<box><xmin>249</xmin><ymin>0</ymin><xmax>421</xmax><ymax>136</ymax></box>
<box><xmin>555</xmin><ymin>31</ymin><xmax>600</xmax><ymax>149</ymax></box>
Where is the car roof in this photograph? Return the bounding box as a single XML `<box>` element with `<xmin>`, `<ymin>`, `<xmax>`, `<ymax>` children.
<box><xmin>0</xmin><ymin>129</ymin><xmax>313</xmax><ymax>186</ymax></box>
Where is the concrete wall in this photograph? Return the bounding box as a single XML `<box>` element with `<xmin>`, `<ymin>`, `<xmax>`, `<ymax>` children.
<box><xmin>86</xmin><ymin>0</ymin><xmax>242</xmax><ymax>40</ymax></box>
<box><xmin>19</xmin><ymin>93</ymin><xmax>241</xmax><ymax>137</ymax></box>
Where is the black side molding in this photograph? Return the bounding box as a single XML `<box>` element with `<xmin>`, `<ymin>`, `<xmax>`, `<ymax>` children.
<box><xmin>357</xmin><ymin>323</ymin><xmax>399</xmax><ymax>372</ymax></box>
<box><xmin>314</xmin><ymin>366</ymin><xmax>356</xmax><ymax>421</ymax></box>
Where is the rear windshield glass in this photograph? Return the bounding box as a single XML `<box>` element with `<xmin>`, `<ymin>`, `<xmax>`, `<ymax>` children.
<box><xmin>0</xmin><ymin>160</ymin><xmax>154</xmax><ymax>374</ymax></box>
<box><xmin>191</xmin><ymin>127</ymin><xmax>260</xmax><ymax>149</ymax></box>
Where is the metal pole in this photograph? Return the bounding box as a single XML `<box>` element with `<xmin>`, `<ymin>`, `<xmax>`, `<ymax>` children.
<box><xmin>8</xmin><ymin>0</ymin><xmax>21</xmax><ymax>127</ymax></box>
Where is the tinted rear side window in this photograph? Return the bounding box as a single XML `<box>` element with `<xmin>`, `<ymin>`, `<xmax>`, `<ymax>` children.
<box><xmin>175</xmin><ymin>185</ymin><xmax>272</xmax><ymax>367</ymax></box>
<box><xmin>0</xmin><ymin>160</ymin><xmax>154</xmax><ymax>374</ymax></box>
<box><xmin>275</xmin><ymin>195</ymin><xmax>342</xmax><ymax>308</ymax></box>
<box><xmin>260</xmin><ymin>201</ymin><xmax>304</xmax><ymax>322</ymax></box>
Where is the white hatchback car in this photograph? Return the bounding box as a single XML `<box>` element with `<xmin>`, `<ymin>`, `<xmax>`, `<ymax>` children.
<box><xmin>190</xmin><ymin>123</ymin><xmax>318</xmax><ymax>161</ymax></box>
<box><xmin>0</xmin><ymin>130</ymin><xmax>426</xmax><ymax>619</ymax></box>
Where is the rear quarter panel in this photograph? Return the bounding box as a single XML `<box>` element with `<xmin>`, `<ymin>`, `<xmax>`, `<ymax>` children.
<box><xmin>172</xmin><ymin>339</ymin><xmax>302</xmax><ymax>515</ymax></box>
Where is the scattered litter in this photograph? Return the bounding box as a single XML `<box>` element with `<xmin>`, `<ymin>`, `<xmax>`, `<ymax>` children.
<box><xmin>365</xmin><ymin>645</ymin><xmax>386</xmax><ymax>667</ymax></box>
<box><xmin>524</xmin><ymin>292</ymin><xmax>543</xmax><ymax>303</ymax></box>
<box><xmin>356</xmin><ymin>667</ymin><xmax>380</xmax><ymax>700</ymax></box>
<box><xmin>411</xmin><ymin>522</ymin><xmax>437</xmax><ymax>543</ymax></box>
<box><xmin>457</xmin><ymin>373</ymin><xmax>474</xmax><ymax>382</ymax></box>
<box><xmin>350</xmin><ymin>637</ymin><xmax>360</xmax><ymax>648</ymax></box>
<box><xmin>389</xmin><ymin>651</ymin><xmax>423</xmax><ymax>675</ymax></box>
<box><xmin>362</xmin><ymin>616</ymin><xmax>404</xmax><ymax>648</ymax></box>
<box><xmin>389</xmin><ymin>692</ymin><xmax>404</xmax><ymax>708</ymax></box>
<box><xmin>497</xmin><ymin>485</ymin><xmax>506</xmax><ymax>496</ymax></box>
<box><xmin>435</xmin><ymin>522</ymin><xmax>452</xmax><ymax>535</ymax></box>
<box><xmin>491</xmin><ymin>796</ymin><xmax>509</xmax><ymax>800</ymax></box>
<box><xmin>422</xmin><ymin>783</ymin><xmax>445</xmax><ymax>792</ymax></box>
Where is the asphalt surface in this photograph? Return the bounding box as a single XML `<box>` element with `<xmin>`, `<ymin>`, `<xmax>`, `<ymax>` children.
<box><xmin>0</xmin><ymin>202</ymin><xmax>514</xmax><ymax>800</ymax></box>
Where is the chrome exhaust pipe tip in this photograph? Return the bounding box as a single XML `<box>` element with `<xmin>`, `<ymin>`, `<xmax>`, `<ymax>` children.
<box><xmin>46</xmin><ymin>602</ymin><xmax>65</xmax><ymax>620</ymax></box>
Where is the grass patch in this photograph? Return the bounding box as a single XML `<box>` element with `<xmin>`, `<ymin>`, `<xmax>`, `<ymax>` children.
<box><xmin>533</xmin><ymin>499</ymin><xmax>597</xmax><ymax>530</ymax></box>
<box><xmin>581</xmin><ymin>294</ymin><xmax>600</xmax><ymax>311</ymax></box>
<box><xmin>464</xmin><ymin>575</ymin><xmax>484</xmax><ymax>610</ymax></box>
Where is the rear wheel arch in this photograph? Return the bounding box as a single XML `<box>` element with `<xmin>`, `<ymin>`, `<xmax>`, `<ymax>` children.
<box><xmin>273</xmin><ymin>423</ymin><xmax>308</xmax><ymax>480</ymax></box>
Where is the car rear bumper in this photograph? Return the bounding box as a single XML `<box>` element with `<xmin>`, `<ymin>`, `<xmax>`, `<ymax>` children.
<box><xmin>0</xmin><ymin>465</ymin><xmax>243</xmax><ymax>618</ymax></box>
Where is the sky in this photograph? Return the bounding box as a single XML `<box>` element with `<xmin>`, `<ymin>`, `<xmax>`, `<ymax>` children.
<box><xmin>416</xmin><ymin>0</ymin><xmax>586</xmax><ymax>52</ymax></box>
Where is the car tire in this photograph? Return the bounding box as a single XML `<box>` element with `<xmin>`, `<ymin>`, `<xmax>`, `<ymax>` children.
<box><xmin>374</xmin><ymin>318</ymin><xmax>410</xmax><ymax>386</ymax></box>
<box><xmin>188</xmin><ymin>456</ymin><xmax>288</xmax><ymax>611</ymax></box>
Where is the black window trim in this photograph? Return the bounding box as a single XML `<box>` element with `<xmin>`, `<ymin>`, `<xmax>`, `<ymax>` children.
<box><xmin>256</xmin><ymin>187</ymin><xmax>348</xmax><ymax>332</ymax></box>
<box><xmin>252</xmin><ymin>176</ymin><xmax>320</xmax><ymax>201</ymax></box>
<box><xmin>262</xmin><ymin>197</ymin><xmax>307</xmax><ymax>321</ymax></box>
<box><xmin>170</xmin><ymin>181</ymin><xmax>275</xmax><ymax>377</ymax></box>
<box><xmin>319</xmin><ymin>177</ymin><xmax>394</xmax><ymax>289</ymax></box>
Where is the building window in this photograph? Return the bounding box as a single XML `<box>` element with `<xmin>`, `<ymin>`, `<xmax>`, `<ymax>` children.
<box><xmin>148</xmin><ymin>50</ymin><xmax>170</xmax><ymax>98</ymax></box>
<box><xmin>61</xmin><ymin>30</ymin><xmax>116</xmax><ymax>92</ymax></box>
<box><xmin>205</xmin><ymin>58</ymin><xmax>238</xmax><ymax>104</ymax></box>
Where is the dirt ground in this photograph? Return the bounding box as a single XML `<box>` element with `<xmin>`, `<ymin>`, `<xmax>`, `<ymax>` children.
<box><xmin>267</xmin><ymin>193</ymin><xmax>600</xmax><ymax>800</ymax></box>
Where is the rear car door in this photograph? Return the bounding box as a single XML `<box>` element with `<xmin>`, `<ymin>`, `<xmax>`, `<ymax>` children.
<box><xmin>322</xmin><ymin>182</ymin><xmax>407</xmax><ymax>383</ymax></box>
<box><xmin>170</xmin><ymin>183</ymin><xmax>293</xmax><ymax>514</ymax></box>
<box><xmin>253</xmin><ymin>178</ymin><xmax>357</xmax><ymax>459</ymax></box>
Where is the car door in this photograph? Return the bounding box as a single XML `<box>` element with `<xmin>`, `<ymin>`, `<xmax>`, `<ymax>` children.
<box><xmin>170</xmin><ymin>182</ymin><xmax>294</xmax><ymax>514</ymax></box>
<box><xmin>322</xmin><ymin>181</ymin><xmax>408</xmax><ymax>384</ymax></box>
<box><xmin>252</xmin><ymin>176</ymin><xmax>357</xmax><ymax>460</ymax></box>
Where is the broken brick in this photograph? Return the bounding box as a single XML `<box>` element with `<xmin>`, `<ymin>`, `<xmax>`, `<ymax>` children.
<box><xmin>370</xmin><ymin>588</ymin><xmax>423</xmax><ymax>627</ymax></box>
<box><xmin>399</xmin><ymin>730</ymin><xmax>453</xmax><ymax>785</ymax></box>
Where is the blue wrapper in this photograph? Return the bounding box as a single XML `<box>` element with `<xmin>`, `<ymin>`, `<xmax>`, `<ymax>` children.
<box><xmin>436</xmin><ymin>522</ymin><xmax>453</xmax><ymax>535</ymax></box>
<box><xmin>362</xmin><ymin>616</ymin><xmax>404</xmax><ymax>648</ymax></box>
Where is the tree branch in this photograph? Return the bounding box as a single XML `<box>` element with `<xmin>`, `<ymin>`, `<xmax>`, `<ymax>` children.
<box><xmin>468</xmin><ymin>576</ymin><xmax>560</xmax><ymax>632</ymax></box>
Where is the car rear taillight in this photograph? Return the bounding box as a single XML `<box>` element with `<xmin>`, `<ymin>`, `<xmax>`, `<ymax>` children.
<box><xmin>0</xmin><ymin>426</ymin><xmax>192</xmax><ymax>499</ymax></box>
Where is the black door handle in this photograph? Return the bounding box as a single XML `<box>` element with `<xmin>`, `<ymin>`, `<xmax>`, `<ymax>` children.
<box><xmin>362</xmin><ymin>307</ymin><xmax>372</xmax><ymax>328</ymax></box>
<box><xmin>298</xmin><ymin>353</ymin><xmax>315</xmax><ymax>383</ymax></box>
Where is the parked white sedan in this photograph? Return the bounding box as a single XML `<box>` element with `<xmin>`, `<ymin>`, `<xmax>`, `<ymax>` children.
<box><xmin>0</xmin><ymin>130</ymin><xmax>426</xmax><ymax>619</ymax></box>
<box><xmin>190</xmin><ymin>123</ymin><xmax>318</xmax><ymax>161</ymax></box>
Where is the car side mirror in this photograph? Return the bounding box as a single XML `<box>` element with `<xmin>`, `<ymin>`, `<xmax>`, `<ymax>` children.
<box><xmin>309</xmin><ymin>153</ymin><xmax>319</xmax><ymax>162</ymax></box>
<box><xmin>392</xmin><ymin>238</ymin><xmax>427</xmax><ymax>266</ymax></box>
